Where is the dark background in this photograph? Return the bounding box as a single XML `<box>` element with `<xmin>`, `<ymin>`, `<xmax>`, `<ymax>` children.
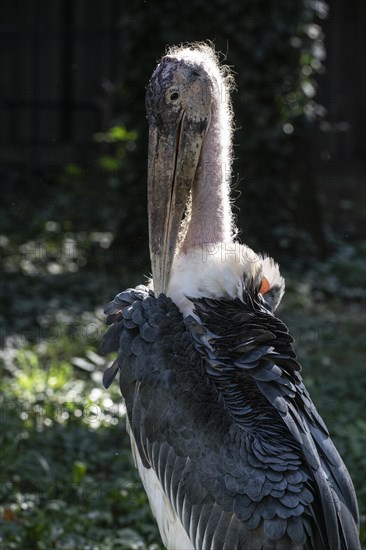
<box><xmin>1</xmin><ymin>0</ymin><xmax>365</xmax><ymax>267</ymax></box>
<box><xmin>1</xmin><ymin>1</ymin><xmax>365</xmax><ymax>548</ymax></box>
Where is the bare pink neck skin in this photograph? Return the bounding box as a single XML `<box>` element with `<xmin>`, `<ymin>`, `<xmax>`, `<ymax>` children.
<box><xmin>182</xmin><ymin>98</ymin><xmax>233</xmax><ymax>252</ymax></box>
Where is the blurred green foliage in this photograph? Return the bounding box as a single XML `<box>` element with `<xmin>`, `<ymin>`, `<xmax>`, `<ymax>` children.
<box><xmin>0</xmin><ymin>325</ymin><xmax>162</xmax><ymax>549</ymax></box>
<box><xmin>1</xmin><ymin>283</ymin><xmax>365</xmax><ymax>548</ymax></box>
<box><xmin>1</xmin><ymin>0</ymin><xmax>365</xmax><ymax>548</ymax></box>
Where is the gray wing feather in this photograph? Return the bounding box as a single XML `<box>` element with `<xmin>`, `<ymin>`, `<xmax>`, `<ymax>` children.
<box><xmin>102</xmin><ymin>285</ymin><xmax>360</xmax><ymax>550</ymax></box>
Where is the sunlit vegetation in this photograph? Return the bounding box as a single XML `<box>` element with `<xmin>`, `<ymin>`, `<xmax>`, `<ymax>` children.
<box><xmin>1</xmin><ymin>2</ymin><xmax>365</xmax><ymax>548</ymax></box>
<box><xmin>1</xmin><ymin>270</ymin><xmax>365</xmax><ymax>548</ymax></box>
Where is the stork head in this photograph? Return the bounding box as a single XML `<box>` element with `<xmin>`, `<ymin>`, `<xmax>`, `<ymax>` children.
<box><xmin>146</xmin><ymin>43</ymin><xmax>231</xmax><ymax>296</ymax></box>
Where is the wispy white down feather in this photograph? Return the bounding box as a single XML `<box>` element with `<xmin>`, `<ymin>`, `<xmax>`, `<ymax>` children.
<box><xmin>167</xmin><ymin>242</ymin><xmax>284</xmax><ymax>316</ymax></box>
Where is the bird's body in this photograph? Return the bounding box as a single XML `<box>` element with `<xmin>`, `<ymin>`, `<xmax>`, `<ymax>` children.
<box><xmin>102</xmin><ymin>43</ymin><xmax>360</xmax><ymax>549</ymax></box>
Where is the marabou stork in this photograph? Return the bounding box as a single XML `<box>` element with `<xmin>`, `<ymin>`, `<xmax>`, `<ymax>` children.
<box><xmin>102</xmin><ymin>43</ymin><xmax>361</xmax><ymax>549</ymax></box>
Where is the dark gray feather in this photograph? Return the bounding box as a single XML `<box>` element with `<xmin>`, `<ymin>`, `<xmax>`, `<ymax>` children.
<box><xmin>101</xmin><ymin>285</ymin><xmax>361</xmax><ymax>549</ymax></box>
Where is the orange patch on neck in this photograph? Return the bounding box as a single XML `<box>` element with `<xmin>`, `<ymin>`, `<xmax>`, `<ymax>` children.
<box><xmin>259</xmin><ymin>276</ymin><xmax>270</xmax><ymax>295</ymax></box>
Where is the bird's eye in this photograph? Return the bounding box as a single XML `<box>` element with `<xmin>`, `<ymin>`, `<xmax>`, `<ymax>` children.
<box><xmin>170</xmin><ymin>91</ymin><xmax>179</xmax><ymax>101</ymax></box>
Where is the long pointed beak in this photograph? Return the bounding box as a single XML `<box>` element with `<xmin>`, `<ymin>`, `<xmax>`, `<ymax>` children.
<box><xmin>148</xmin><ymin>113</ymin><xmax>206</xmax><ymax>295</ymax></box>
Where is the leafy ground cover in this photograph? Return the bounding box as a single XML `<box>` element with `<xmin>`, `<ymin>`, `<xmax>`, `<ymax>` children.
<box><xmin>0</xmin><ymin>319</ymin><xmax>162</xmax><ymax>549</ymax></box>
<box><xmin>1</xmin><ymin>256</ymin><xmax>365</xmax><ymax>548</ymax></box>
<box><xmin>1</xmin><ymin>137</ymin><xmax>365</xmax><ymax>548</ymax></box>
<box><xmin>1</xmin><ymin>4</ymin><xmax>364</xmax><ymax>543</ymax></box>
